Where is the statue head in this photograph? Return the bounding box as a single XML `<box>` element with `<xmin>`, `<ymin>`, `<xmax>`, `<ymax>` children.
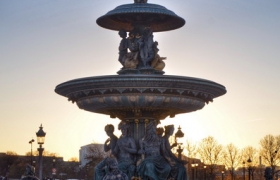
<box><xmin>144</xmin><ymin>120</ymin><xmax>158</xmax><ymax>143</ymax></box>
<box><xmin>118</xmin><ymin>29</ymin><xmax>127</xmax><ymax>38</ymax></box>
<box><xmin>105</xmin><ymin>124</ymin><xmax>115</xmax><ymax>136</ymax></box>
<box><xmin>156</xmin><ymin>127</ymin><xmax>164</xmax><ymax>136</ymax></box>
<box><xmin>118</xmin><ymin>121</ymin><xmax>131</xmax><ymax>137</ymax></box>
<box><xmin>146</xmin><ymin>121</ymin><xmax>157</xmax><ymax>133</ymax></box>
<box><xmin>164</xmin><ymin>125</ymin><xmax>174</xmax><ymax>136</ymax></box>
<box><xmin>128</xmin><ymin>32</ymin><xmax>135</xmax><ymax>39</ymax></box>
<box><xmin>144</xmin><ymin>27</ymin><xmax>152</xmax><ymax>36</ymax></box>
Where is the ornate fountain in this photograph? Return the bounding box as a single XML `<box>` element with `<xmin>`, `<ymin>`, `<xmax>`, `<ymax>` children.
<box><xmin>55</xmin><ymin>1</ymin><xmax>226</xmax><ymax>179</ymax></box>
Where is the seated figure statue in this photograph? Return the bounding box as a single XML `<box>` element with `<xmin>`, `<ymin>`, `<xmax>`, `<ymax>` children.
<box><xmin>21</xmin><ymin>164</ymin><xmax>39</xmax><ymax>180</ymax></box>
<box><xmin>162</xmin><ymin>125</ymin><xmax>187</xmax><ymax>180</ymax></box>
<box><xmin>113</xmin><ymin>121</ymin><xmax>137</xmax><ymax>180</ymax></box>
<box><xmin>94</xmin><ymin>124</ymin><xmax>118</xmax><ymax>180</ymax></box>
<box><xmin>137</xmin><ymin>121</ymin><xmax>171</xmax><ymax>180</ymax></box>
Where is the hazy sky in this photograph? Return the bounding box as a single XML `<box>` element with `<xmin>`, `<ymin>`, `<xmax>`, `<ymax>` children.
<box><xmin>1</xmin><ymin>0</ymin><xmax>280</xmax><ymax>161</ymax></box>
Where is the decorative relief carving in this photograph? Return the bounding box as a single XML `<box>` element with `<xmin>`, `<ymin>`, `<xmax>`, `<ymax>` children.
<box><xmin>67</xmin><ymin>87</ymin><xmax>215</xmax><ymax>105</ymax></box>
<box><xmin>75</xmin><ymin>94</ymin><xmax>205</xmax><ymax>120</ymax></box>
<box><xmin>116</xmin><ymin>88</ymin><xmax>125</xmax><ymax>94</ymax></box>
<box><xmin>56</xmin><ymin>75</ymin><xmax>226</xmax><ymax>119</ymax></box>
<box><xmin>132</xmin><ymin>108</ymin><xmax>142</xmax><ymax>117</ymax></box>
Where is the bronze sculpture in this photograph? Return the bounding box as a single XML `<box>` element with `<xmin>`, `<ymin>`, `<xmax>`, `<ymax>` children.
<box><xmin>162</xmin><ymin>125</ymin><xmax>187</xmax><ymax>180</ymax></box>
<box><xmin>20</xmin><ymin>164</ymin><xmax>39</xmax><ymax>180</ymax></box>
<box><xmin>95</xmin><ymin>157</ymin><xmax>129</xmax><ymax>180</ymax></box>
<box><xmin>55</xmin><ymin>0</ymin><xmax>227</xmax><ymax>179</ymax></box>
<box><xmin>137</xmin><ymin>121</ymin><xmax>171</xmax><ymax>180</ymax></box>
<box><xmin>113</xmin><ymin>122</ymin><xmax>137</xmax><ymax>179</ymax></box>
<box><xmin>118</xmin><ymin>30</ymin><xmax>128</xmax><ymax>66</ymax></box>
<box><xmin>104</xmin><ymin>124</ymin><xmax>118</xmax><ymax>154</ymax></box>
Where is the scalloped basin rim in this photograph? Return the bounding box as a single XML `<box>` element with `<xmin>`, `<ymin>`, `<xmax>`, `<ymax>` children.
<box><xmin>55</xmin><ymin>74</ymin><xmax>226</xmax><ymax>90</ymax></box>
<box><xmin>55</xmin><ymin>74</ymin><xmax>226</xmax><ymax>119</ymax></box>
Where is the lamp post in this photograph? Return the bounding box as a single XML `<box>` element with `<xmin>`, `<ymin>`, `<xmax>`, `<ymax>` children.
<box><xmin>204</xmin><ymin>165</ymin><xmax>206</xmax><ymax>180</ymax></box>
<box><xmin>191</xmin><ymin>163</ymin><xmax>195</xmax><ymax>180</ymax></box>
<box><xmin>247</xmin><ymin>158</ymin><xmax>252</xmax><ymax>180</ymax></box>
<box><xmin>36</xmin><ymin>124</ymin><xmax>46</xmax><ymax>180</ymax></box>
<box><xmin>271</xmin><ymin>150</ymin><xmax>278</xmax><ymax>175</ymax></box>
<box><xmin>175</xmin><ymin>126</ymin><xmax>184</xmax><ymax>160</ymax></box>
<box><xmin>195</xmin><ymin>163</ymin><xmax>198</xmax><ymax>180</ymax></box>
<box><xmin>29</xmin><ymin>139</ymin><xmax>35</xmax><ymax>165</ymax></box>
<box><xmin>53</xmin><ymin>156</ymin><xmax>56</xmax><ymax>168</ymax></box>
<box><xmin>242</xmin><ymin>161</ymin><xmax>245</xmax><ymax>180</ymax></box>
<box><xmin>52</xmin><ymin>156</ymin><xmax>56</xmax><ymax>179</ymax></box>
<box><xmin>221</xmin><ymin>171</ymin><xmax>224</xmax><ymax>180</ymax></box>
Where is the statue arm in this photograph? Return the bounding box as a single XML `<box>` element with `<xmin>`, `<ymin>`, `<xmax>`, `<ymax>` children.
<box><xmin>138</xmin><ymin>138</ymin><xmax>145</xmax><ymax>154</ymax></box>
<box><xmin>104</xmin><ymin>143</ymin><xmax>110</xmax><ymax>152</ymax></box>
<box><xmin>170</xmin><ymin>142</ymin><xmax>177</xmax><ymax>149</ymax></box>
<box><xmin>161</xmin><ymin>138</ymin><xmax>183</xmax><ymax>164</ymax></box>
<box><xmin>128</xmin><ymin>139</ymin><xmax>137</xmax><ymax>154</ymax></box>
<box><xmin>164</xmin><ymin>140</ymin><xmax>187</xmax><ymax>164</ymax></box>
<box><xmin>165</xmin><ymin>139</ymin><xmax>184</xmax><ymax>162</ymax></box>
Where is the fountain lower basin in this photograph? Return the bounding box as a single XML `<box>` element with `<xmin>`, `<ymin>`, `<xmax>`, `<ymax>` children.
<box><xmin>55</xmin><ymin>74</ymin><xmax>226</xmax><ymax>120</ymax></box>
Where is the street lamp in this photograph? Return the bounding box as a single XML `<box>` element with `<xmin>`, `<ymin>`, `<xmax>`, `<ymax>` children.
<box><xmin>247</xmin><ymin>158</ymin><xmax>252</xmax><ymax>180</ymax></box>
<box><xmin>221</xmin><ymin>171</ymin><xmax>224</xmax><ymax>180</ymax></box>
<box><xmin>36</xmin><ymin>124</ymin><xmax>46</xmax><ymax>180</ymax></box>
<box><xmin>29</xmin><ymin>139</ymin><xmax>35</xmax><ymax>165</ymax></box>
<box><xmin>175</xmin><ymin>126</ymin><xmax>184</xmax><ymax>160</ymax></box>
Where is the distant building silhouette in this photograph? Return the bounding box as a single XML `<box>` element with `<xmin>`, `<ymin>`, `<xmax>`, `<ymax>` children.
<box><xmin>79</xmin><ymin>143</ymin><xmax>107</xmax><ymax>167</ymax></box>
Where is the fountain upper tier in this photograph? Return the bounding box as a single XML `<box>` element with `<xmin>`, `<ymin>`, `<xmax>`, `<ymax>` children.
<box><xmin>55</xmin><ymin>74</ymin><xmax>226</xmax><ymax>120</ymax></box>
<box><xmin>96</xmin><ymin>3</ymin><xmax>185</xmax><ymax>32</ymax></box>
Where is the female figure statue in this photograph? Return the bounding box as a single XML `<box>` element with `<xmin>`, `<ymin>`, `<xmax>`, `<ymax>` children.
<box><xmin>94</xmin><ymin>124</ymin><xmax>118</xmax><ymax>180</ymax></box>
<box><xmin>113</xmin><ymin>121</ymin><xmax>137</xmax><ymax>179</ymax></box>
<box><xmin>139</xmin><ymin>27</ymin><xmax>155</xmax><ymax>68</ymax></box>
<box><xmin>162</xmin><ymin>125</ymin><xmax>188</xmax><ymax>180</ymax></box>
<box><xmin>137</xmin><ymin>121</ymin><xmax>171</xmax><ymax>180</ymax></box>
<box><xmin>118</xmin><ymin>29</ymin><xmax>128</xmax><ymax>66</ymax></box>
